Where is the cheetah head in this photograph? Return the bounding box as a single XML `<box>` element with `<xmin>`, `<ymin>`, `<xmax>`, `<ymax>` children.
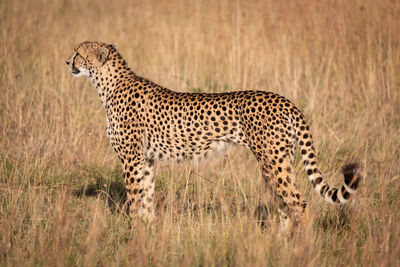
<box><xmin>66</xmin><ymin>41</ymin><xmax>115</xmax><ymax>78</ymax></box>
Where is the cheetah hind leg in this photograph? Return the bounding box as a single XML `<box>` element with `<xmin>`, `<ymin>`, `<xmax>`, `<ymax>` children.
<box><xmin>141</xmin><ymin>159</ymin><xmax>155</xmax><ymax>222</ymax></box>
<box><xmin>261</xmin><ymin>158</ymin><xmax>307</xmax><ymax>228</ymax></box>
<box><xmin>123</xmin><ymin>158</ymin><xmax>155</xmax><ymax>223</ymax></box>
<box><xmin>260</xmin><ymin>166</ymin><xmax>291</xmax><ymax>229</ymax></box>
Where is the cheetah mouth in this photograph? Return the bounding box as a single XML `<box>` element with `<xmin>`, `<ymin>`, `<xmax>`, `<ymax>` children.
<box><xmin>72</xmin><ymin>67</ymin><xmax>80</xmax><ymax>75</ymax></box>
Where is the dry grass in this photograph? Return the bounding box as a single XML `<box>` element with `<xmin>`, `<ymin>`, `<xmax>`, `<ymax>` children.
<box><xmin>1</xmin><ymin>0</ymin><xmax>400</xmax><ymax>266</ymax></box>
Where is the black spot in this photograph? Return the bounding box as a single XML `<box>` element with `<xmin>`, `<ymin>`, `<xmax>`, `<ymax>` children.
<box><xmin>331</xmin><ymin>189</ymin><xmax>338</xmax><ymax>202</ymax></box>
<box><xmin>315</xmin><ymin>177</ymin><xmax>322</xmax><ymax>184</ymax></box>
<box><xmin>341</xmin><ymin>186</ymin><xmax>350</xmax><ymax>199</ymax></box>
<box><xmin>342</xmin><ymin>162</ymin><xmax>360</xmax><ymax>189</ymax></box>
<box><xmin>320</xmin><ymin>185</ymin><xmax>328</xmax><ymax>195</ymax></box>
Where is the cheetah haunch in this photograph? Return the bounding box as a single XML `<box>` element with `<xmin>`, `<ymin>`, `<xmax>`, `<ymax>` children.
<box><xmin>66</xmin><ymin>41</ymin><xmax>361</xmax><ymax>223</ymax></box>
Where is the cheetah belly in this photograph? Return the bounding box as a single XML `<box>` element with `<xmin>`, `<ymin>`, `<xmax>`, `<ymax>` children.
<box><xmin>143</xmin><ymin>136</ymin><xmax>232</xmax><ymax>163</ymax></box>
<box><xmin>143</xmin><ymin>117</ymin><xmax>247</xmax><ymax>163</ymax></box>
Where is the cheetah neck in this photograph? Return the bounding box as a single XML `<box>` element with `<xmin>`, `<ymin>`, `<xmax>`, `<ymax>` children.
<box><xmin>89</xmin><ymin>52</ymin><xmax>136</xmax><ymax>107</ymax></box>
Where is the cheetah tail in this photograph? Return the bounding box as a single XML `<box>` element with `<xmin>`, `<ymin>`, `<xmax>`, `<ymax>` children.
<box><xmin>299</xmin><ymin>133</ymin><xmax>362</xmax><ymax>205</ymax></box>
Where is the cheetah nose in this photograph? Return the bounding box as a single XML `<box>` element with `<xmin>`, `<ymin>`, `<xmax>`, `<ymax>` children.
<box><xmin>66</xmin><ymin>60</ymin><xmax>70</xmax><ymax>65</ymax></box>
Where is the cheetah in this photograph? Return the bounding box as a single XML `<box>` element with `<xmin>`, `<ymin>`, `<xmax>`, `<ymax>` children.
<box><xmin>66</xmin><ymin>41</ymin><xmax>361</xmax><ymax>223</ymax></box>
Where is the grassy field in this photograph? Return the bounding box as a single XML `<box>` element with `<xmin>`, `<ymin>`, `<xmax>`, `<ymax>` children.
<box><xmin>1</xmin><ymin>0</ymin><xmax>400</xmax><ymax>265</ymax></box>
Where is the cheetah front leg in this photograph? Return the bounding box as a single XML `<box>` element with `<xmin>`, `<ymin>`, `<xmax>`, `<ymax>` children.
<box><xmin>123</xmin><ymin>155</ymin><xmax>154</xmax><ymax>221</ymax></box>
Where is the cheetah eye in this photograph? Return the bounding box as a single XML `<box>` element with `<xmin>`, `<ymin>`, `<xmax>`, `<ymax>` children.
<box><xmin>73</xmin><ymin>49</ymin><xmax>81</xmax><ymax>56</ymax></box>
<box><xmin>74</xmin><ymin>53</ymin><xmax>85</xmax><ymax>61</ymax></box>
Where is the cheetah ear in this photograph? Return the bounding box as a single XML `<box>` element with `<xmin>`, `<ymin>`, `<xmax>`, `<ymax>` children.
<box><xmin>96</xmin><ymin>46</ymin><xmax>110</xmax><ymax>65</ymax></box>
<box><xmin>109</xmin><ymin>43</ymin><xmax>117</xmax><ymax>49</ymax></box>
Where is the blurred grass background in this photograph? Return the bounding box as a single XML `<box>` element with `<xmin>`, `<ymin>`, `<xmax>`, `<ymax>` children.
<box><xmin>1</xmin><ymin>0</ymin><xmax>399</xmax><ymax>265</ymax></box>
